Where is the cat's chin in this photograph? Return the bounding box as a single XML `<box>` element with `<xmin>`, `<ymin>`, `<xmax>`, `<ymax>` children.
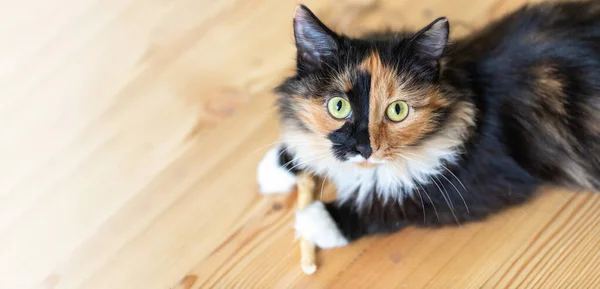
<box><xmin>347</xmin><ymin>155</ymin><xmax>386</xmax><ymax>168</ymax></box>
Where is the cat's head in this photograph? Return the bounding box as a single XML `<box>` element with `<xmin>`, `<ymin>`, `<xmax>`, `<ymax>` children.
<box><xmin>276</xmin><ymin>5</ymin><xmax>474</xmax><ymax>171</ymax></box>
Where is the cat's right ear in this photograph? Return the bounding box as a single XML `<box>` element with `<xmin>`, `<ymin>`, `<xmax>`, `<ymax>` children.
<box><xmin>293</xmin><ymin>5</ymin><xmax>339</xmax><ymax>73</ymax></box>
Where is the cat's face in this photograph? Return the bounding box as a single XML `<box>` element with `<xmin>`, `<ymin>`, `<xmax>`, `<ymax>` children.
<box><xmin>277</xmin><ymin>6</ymin><xmax>471</xmax><ymax>170</ymax></box>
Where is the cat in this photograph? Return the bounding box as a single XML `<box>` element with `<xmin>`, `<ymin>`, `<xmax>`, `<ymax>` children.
<box><xmin>257</xmin><ymin>1</ymin><xmax>600</xmax><ymax>249</ymax></box>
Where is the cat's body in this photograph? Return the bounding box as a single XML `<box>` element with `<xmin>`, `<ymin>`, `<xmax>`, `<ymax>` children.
<box><xmin>258</xmin><ymin>1</ymin><xmax>600</xmax><ymax>248</ymax></box>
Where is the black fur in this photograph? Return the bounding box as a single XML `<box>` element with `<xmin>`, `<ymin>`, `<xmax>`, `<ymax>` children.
<box><xmin>329</xmin><ymin>71</ymin><xmax>373</xmax><ymax>161</ymax></box>
<box><xmin>277</xmin><ymin>146</ymin><xmax>300</xmax><ymax>175</ymax></box>
<box><xmin>277</xmin><ymin>1</ymin><xmax>600</xmax><ymax>243</ymax></box>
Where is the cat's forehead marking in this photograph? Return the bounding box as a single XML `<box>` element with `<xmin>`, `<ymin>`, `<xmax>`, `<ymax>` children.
<box><xmin>355</xmin><ymin>51</ymin><xmax>436</xmax><ymax>106</ymax></box>
<box><xmin>358</xmin><ymin>51</ymin><xmax>397</xmax><ymax>100</ymax></box>
<box><xmin>359</xmin><ymin>51</ymin><xmax>384</xmax><ymax>73</ymax></box>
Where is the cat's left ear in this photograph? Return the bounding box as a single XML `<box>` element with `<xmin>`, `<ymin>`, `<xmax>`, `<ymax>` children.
<box><xmin>412</xmin><ymin>17</ymin><xmax>449</xmax><ymax>62</ymax></box>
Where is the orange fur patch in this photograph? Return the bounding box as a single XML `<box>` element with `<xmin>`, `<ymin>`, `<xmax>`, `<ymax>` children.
<box><xmin>294</xmin><ymin>95</ymin><xmax>345</xmax><ymax>135</ymax></box>
<box><xmin>358</xmin><ymin>51</ymin><xmax>453</xmax><ymax>161</ymax></box>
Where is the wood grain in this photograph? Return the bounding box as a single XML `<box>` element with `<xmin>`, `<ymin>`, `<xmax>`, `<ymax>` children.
<box><xmin>0</xmin><ymin>0</ymin><xmax>597</xmax><ymax>288</ymax></box>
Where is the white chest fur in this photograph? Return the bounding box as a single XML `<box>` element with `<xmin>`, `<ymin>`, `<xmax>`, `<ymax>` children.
<box><xmin>280</xmin><ymin>127</ymin><xmax>463</xmax><ymax>207</ymax></box>
<box><xmin>290</xmin><ymin>146</ymin><xmax>420</xmax><ymax>206</ymax></box>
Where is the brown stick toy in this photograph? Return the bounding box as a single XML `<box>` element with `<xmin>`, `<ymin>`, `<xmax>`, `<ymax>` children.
<box><xmin>296</xmin><ymin>171</ymin><xmax>317</xmax><ymax>274</ymax></box>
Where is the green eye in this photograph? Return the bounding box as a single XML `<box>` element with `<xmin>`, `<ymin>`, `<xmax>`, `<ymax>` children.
<box><xmin>327</xmin><ymin>97</ymin><xmax>352</xmax><ymax>119</ymax></box>
<box><xmin>386</xmin><ymin>101</ymin><xmax>409</xmax><ymax>122</ymax></box>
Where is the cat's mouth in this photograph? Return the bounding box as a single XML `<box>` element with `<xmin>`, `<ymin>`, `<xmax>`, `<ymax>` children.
<box><xmin>347</xmin><ymin>155</ymin><xmax>386</xmax><ymax>168</ymax></box>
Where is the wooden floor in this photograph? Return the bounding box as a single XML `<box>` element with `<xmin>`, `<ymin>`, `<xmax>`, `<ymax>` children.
<box><xmin>3</xmin><ymin>0</ymin><xmax>600</xmax><ymax>288</ymax></box>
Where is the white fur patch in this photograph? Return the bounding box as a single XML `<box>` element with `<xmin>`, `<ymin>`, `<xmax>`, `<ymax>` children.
<box><xmin>295</xmin><ymin>201</ymin><xmax>348</xmax><ymax>248</ymax></box>
<box><xmin>281</xmin><ymin>129</ymin><xmax>461</xmax><ymax>207</ymax></box>
<box><xmin>347</xmin><ymin>155</ymin><xmax>387</xmax><ymax>165</ymax></box>
<box><xmin>257</xmin><ymin>146</ymin><xmax>297</xmax><ymax>194</ymax></box>
<box><xmin>331</xmin><ymin>148</ymin><xmax>458</xmax><ymax>206</ymax></box>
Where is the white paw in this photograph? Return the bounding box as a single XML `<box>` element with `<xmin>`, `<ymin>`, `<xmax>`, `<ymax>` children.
<box><xmin>295</xmin><ymin>201</ymin><xmax>349</xmax><ymax>249</ymax></box>
<box><xmin>257</xmin><ymin>146</ymin><xmax>297</xmax><ymax>194</ymax></box>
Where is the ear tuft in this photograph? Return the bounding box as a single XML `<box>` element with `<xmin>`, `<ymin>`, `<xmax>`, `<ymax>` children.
<box><xmin>293</xmin><ymin>5</ymin><xmax>338</xmax><ymax>72</ymax></box>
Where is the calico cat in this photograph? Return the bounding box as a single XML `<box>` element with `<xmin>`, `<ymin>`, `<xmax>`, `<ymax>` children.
<box><xmin>257</xmin><ymin>1</ymin><xmax>600</xmax><ymax>249</ymax></box>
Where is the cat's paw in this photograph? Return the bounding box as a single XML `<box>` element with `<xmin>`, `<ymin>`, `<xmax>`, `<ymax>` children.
<box><xmin>257</xmin><ymin>146</ymin><xmax>297</xmax><ymax>194</ymax></box>
<box><xmin>295</xmin><ymin>201</ymin><xmax>349</xmax><ymax>249</ymax></box>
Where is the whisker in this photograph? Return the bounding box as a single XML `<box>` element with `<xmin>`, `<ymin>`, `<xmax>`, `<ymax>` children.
<box><xmin>402</xmin><ymin>151</ymin><xmax>468</xmax><ymax>192</ymax></box>
<box><xmin>252</xmin><ymin>140</ymin><xmax>294</xmax><ymax>153</ymax></box>
<box><xmin>276</xmin><ymin>143</ymin><xmax>332</xmax><ymax>159</ymax></box>
<box><xmin>397</xmin><ymin>154</ymin><xmax>460</xmax><ymax>225</ymax></box>
<box><xmin>414</xmin><ymin>185</ymin><xmax>426</xmax><ymax>224</ymax></box>
<box><xmin>276</xmin><ymin>145</ymin><xmax>292</xmax><ymax>159</ymax></box>
<box><xmin>289</xmin><ymin>148</ymin><xmax>332</xmax><ymax>160</ymax></box>
<box><xmin>414</xmin><ymin>180</ymin><xmax>439</xmax><ymax>223</ymax></box>
<box><xmin>390</xmin><ymin>162</ymin><xmax>431</xmax><ymax>224</ymax></box>
<box><xmin>253</xmin><ymin>139</ymin><xmax>338</xmax><ymax>154</ymax></box>
<box><xmin>286</xmin><ymin>152</ymin><xmax>331</xmax><ymax>173</ymax></box>
<box><xmin>400</xmin><ymin>152</ymin><xmax>470</xmax><ymax>213</ymax></box>
<box><xmin>436</xmin><ymin>173</ymin><xmax>468</xmax><ymax>213</ymax></box>
<box><xmin>281</xmin><ymin>149</ymin><xmax>332</xmax><ymax>168</ymax></box>
<box><xmin>431</xmin><ymin>173</ymin><xmax>454</xmax><ymax>211</ymax></box>
<box><xmin>427</xmin><ymin>174</ymin><xmax>459</xmax><ymax>225</ymax></box>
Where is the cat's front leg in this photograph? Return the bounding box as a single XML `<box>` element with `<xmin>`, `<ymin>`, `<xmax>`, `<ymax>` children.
<box><xmin>294</xmin><ymin>198</ymin><xmax>418</xmax><ymax>248</ymax></box>
<box><xmin>257</xmin><ymin>145</ymin><xmax>299</xmax><ymax>194</ymax></box>
<box><xmin>294</xmin><ymin>201</ymin><xmax>350</xmax><ymax>248</ymax></box>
